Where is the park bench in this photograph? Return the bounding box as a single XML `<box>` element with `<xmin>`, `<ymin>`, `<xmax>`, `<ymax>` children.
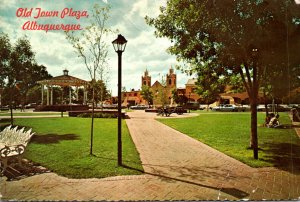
<box><xmin>0</xmin><ymin>125</ymin><xmax>35</xmax><ymax>173</ymax></box>
<box><xmin>157</xmin><ymin>107</ymin><xmax>185</xmax><ymax>117</ymax></box>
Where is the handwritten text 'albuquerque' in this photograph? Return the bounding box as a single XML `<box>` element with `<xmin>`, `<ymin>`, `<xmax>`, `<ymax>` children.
<box><xmin>16</xmin><ymin>8</ymin><xmax>89</xmax><ymax>32</ymax></box>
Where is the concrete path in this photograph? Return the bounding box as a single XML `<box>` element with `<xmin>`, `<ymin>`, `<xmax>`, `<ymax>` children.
<box><xmin>1</xmin><ymin>111</ymin><xmax>300</xmax><ymax>201</ymax></box>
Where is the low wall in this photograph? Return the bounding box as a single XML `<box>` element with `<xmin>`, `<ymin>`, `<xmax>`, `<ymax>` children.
<box><xmin>34</xmin><ymin>105</ymin><xmax>89</xmax><ymax>112</ymax></box>
<box><xmin>68</xmin><ymin>110</ymin><xmax>126</xmax><ymax>118</ymax></box>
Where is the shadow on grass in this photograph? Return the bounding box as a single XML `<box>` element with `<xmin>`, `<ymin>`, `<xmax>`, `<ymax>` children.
<box><xmin>275</xmin><ymin>124</ymin><xmax>300</xmax><ymax>129</ymax></box>
<box><xmin>0</xmin><ymin>119</ymin><xmax>11</xmax><ymax>130</ymax></box>
<box><xmin>121</xmin><ymin>163</ymin><xmax>249</xmax><ymax>199</ymax></box>
<box><xmin>31</xmin><ymin>133</ymin><xmax>80</xmax><ymax>144</ymax></box>
<box><xmin>261</xmin><ymin>142</ymin><xmax>300</xmax><ymax>174</ymax></box>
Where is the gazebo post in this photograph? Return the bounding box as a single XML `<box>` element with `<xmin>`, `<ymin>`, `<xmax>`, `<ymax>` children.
<box><xmin>41</xmin><ymin>84</ymin><xmax>44</xmax><ymax>105</ymax></box>
<box><xmin>76</xmin><ymin>87</ymin><xmax>79</xmax><ymax>101</ymax></box>
<box><xmin>61</xmin><ymin>88</ymin><xmax>64</xmax><ymax>104</ymax></box>
<box><xmin>83</xmin><ymin>87</ymin><xmax>87</xmax><ymax>105</ymax></box>
<box><xmin>69</xmin><ymin>86</ymin><xmax>72</xmax><ymax>105</ymax></box>
<box><xmin>50</xmin><ymin>86</ymin><xmax>53</xmax><ymax>105</ymax></box>
<box><xmin>46</xmin><ymin>86</ymin><xmax>49</xmax><ymax>105</ymax></box>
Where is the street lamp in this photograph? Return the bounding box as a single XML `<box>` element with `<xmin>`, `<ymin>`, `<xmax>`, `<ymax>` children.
<box><xmin>112</xmin><ymin>34</ymin><xmax>127</xmax><ymax>166</ymax></box>
<box><xmin>251</xmin><ymin>47</ymin><xmax>259</xmax><ymax>160</ymax></box>
<box><xmin>188</xmin><ymin>92</ymin><xmax>191</xmax><ymax>113</ymax></box>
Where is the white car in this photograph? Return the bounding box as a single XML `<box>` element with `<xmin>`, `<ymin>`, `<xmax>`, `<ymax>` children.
<box><xmin>130</xmin><ymin>105</ymin><xmax>149</xmax><ymax>110</ymax></box>
<box><xmin>212</xmin><ymin>104</ymin><xmax>245</xmax><ymax>112</ymax></box>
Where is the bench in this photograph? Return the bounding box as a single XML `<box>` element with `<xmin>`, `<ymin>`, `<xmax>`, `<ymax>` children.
<box><xmin>157</xmin><ymin>107</ymin><xmax>186</xmax><ymax>117</ymax></box>
<box><xmin>0</xmin><ymin>125</ymin><xmax>35</xmax><ymax>173</ymax></box>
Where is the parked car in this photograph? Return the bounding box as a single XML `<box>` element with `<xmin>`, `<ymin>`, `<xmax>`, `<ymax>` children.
<box><xmin>0</xmin><ymin>105</ymin><xmax>9</xmax><ymax>111</ymax></box>
<box><xmin>257</xmin><ymin>104</ymin><xmax>266</xmax><ymax>111</ymax></box>
<box><xmin>288</xmin><ymin>104</ymin><xmax>299</xmax><ymax>109</ymax></box>
<box><xmin>257</xmin><ymin>104</ymin><xmax>293</xmax><ymax>112</ymax></box>
<box><xmin>212</xmin><ymin>104</ymin><xmax>246</xmax><ymax>112</ymax></box>
<box><xmin>25</xmin><ymin>103</ymin><xmax>37</xmax><ymax>109</ymax></box>
<box><xmin>184</xmin><ymin>102</ymin><xmax>200</xmax><ymax>110</ymax></box>
<box><xmin>130</xmin><ymin>105</ymin><xmax>149</xmax><ymax>110</ymax></box>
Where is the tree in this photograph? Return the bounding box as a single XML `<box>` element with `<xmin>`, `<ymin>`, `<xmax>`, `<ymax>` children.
<box><xmin>1</xmin><ymin>35</ymin><xmax>51</xmax><ymax>106</ymax></box>
<box><xmin>0</xmin><ymin>33</ymin><xmax>51</xmax><ymax>123</ymax></box>
<box><xmin>87</xmin><ymin>80</ymin><xmax>110</xmax><ymax>105</ymax></box>
<box><xmin>172</xmin><ymin>89</ymin><xmax>188</xmax><ymax>106</ymax></box>
<box><xmin>146</xmin><ymin>0</ymin><xmax>300</xmax><ymax>159</ymax></box>
<box><xmin>141</xmin><ymin>85</ymin><xmax>153</xmax><ymax>105</ymax></box>
<box><xmin>0</xmin><ymin>33</ymin><xmax>11</xmax><ymax>88</ymax></box>
<box><xmin>153</xmin><ymin>76</ymin><xmax>169</xmax><ymax>107</ymax></box>
<box><xmin>194</xmin><ymin>61</ymin><xmax>226</xmax><ymax>110</ymax></box>
<box><xmin>66</xmin><ymin>4</ymin><xmax>112</xmax><ymax>155</ymax></box>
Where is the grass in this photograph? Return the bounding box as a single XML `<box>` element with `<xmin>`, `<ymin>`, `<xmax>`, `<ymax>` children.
<box><xmin>158</xmin><ymin>112</ymin><xmax>300</xmax><ymax>167</ymax></box>
<box><xmin>0</xmin><ymin>112</ymin><xmax>61</xmax><ymax>116</ymax></box>
<box><xmin>10</xmin><ymin>117</ymin><xmax>143</xmax><ymax>178</ymax></box>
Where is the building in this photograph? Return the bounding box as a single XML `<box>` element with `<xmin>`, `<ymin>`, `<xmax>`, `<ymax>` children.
<box><xmin>121</xmin><ymin>68</ymin><xmax>267</xmax><ymax>108</ymax></box>
<box><xmin>122</xmin><ymin>67</ymin><xmax>177</xmax><ymax>107</ymax></box>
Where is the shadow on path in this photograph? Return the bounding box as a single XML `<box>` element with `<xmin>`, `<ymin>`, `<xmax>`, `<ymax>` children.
<box><xmin>121</xmin><ymin>164</ymin><xmax>249</xmax><ymax>199</ymax></box>
<box><xmin>261</xmin><ymin>142</ymin><xmax>300</xmax><ymax>174</ymax></box>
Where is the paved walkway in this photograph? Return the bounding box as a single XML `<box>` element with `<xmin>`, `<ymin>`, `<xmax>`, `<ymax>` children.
<box><xmin>1</xmin><ymin>111</ymin><xmax>300</xmax><ymax>200</ymax></box>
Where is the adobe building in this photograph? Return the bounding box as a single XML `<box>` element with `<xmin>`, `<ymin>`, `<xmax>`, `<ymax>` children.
<box><xmin>122</xmin><ymin>67</ymin><xmax>177</xmax><ymax>107</ymax></box>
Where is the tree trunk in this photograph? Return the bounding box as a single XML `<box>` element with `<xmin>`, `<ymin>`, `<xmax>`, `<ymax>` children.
<box><xmin>250</xmin><ymin>101</ymin><xmax>258</xmax><ymax>159</ymax></box>
<box><xmin>263</xmin><ymin>90</ymin><xmax>269</xmax><ymax>117</ymax></box>
<box><xmin>90</xmin><ymin>80</ymin><xmax>95</xmax><ymax>156</ymax></box>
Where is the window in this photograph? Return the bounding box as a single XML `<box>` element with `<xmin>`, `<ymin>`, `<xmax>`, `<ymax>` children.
<box><xmin>169</xmin><ymin>79</ymin><xmax>172</xmax><ymax>85</ymax></box>
<box><xmin>143</xmin><ymin>81</ymin><xmax>146</xmax><ymax>85</ymax></box>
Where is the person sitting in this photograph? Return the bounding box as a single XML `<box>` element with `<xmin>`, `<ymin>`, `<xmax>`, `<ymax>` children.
<box><xmin>268</xmin><ymin>114</ymin><xmax>280</xmax><ymax>128</ymax></box>
<box><xmin>265</xmin><ymin>113</ymin><xmax>275</xmax><ymax>126</ymax></box>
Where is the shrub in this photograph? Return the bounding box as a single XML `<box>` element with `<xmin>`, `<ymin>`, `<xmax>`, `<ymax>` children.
<box><xmin>77</xmin><ymin>113</ymin><xmax>117</xmax><ymax>118</ymax></box>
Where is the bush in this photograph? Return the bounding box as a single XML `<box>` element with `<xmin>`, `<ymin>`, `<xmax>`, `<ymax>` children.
<box><xmin>77</xmin><ymin>112</ymin><xmax>117</xmax><ymax>118</ymax></box>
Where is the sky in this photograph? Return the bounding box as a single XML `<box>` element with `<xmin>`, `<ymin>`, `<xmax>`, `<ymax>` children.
<box><xmin>0</xmin><ymin>0</ymin><xmax>192</xmax><ymax>96</ymax></box>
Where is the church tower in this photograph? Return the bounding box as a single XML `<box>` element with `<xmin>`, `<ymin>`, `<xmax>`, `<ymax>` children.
<box><xmin>142</xmin><ymin>69</ymin><xmax>151</xmax><ymax>87</ymax></box>
<box><xmin>166</xmin><ymin>67</ymin><xmax>176</xmax><ymax>88</ymax></box>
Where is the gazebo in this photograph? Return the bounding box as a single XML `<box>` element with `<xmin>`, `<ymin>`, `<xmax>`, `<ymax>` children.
<box><xmin>37</xmin><ymin>69</ymin><xmax>89</xmax><ymax>106</ymax></box>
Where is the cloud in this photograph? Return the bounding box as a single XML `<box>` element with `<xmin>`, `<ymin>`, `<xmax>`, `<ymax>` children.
<box><xmin>0</xmin><ymin>0</ymin><xmax>190</xmax><ymax>95</ymax></box>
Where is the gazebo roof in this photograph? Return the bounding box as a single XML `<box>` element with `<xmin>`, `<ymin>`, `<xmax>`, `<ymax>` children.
<box><xmin>37</xmin><ymin>70</ymin><xmax>88</xmax><ymax>87</ymax></box>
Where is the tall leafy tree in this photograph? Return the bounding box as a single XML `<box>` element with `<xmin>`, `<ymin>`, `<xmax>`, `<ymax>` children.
<box><xmin>146</xmin><ymin>0</ymin><xmax>300</xmax><ymax>159</ymax></box>
<box><xmin>141</xmin><ymin>85</ymin><xmax>153</xmax><ymax>105</ymax></box>
<box><xmin>66</xmin><ymin>4</ymin><xmax>113</xmax><ymax>155</ymax></box>
<box><xmin>172</xmin><ymin>89</ymin><xmax>188</xmax><ymax>106</ymax></box>
<box><xmin>0</xmin><ymin>33</ymin><xmax>11</xmax><ymax>88</ymax></box>
<box><xmin>10</xmin><ymin>37</ymin><xmax>51</xmax><ymax>106</ymax></box>
<box><xmin>194</xmin><ymin>61</ymin><xmax>226</xmax><ymax>109</ymax></box>
<box><xmin>0</xmin><ymin>33</ymin><xmax>51</xmax><ymax>124</ymax></box>
<box><xmin>87</xmin><ymin>80</ymin><xmax>110</xmax><ymax>105</ymax></box>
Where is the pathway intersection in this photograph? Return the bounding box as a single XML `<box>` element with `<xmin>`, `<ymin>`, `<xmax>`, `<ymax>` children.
<box><xmin>0</xmin><ymin>111</ymin><xmax>299</xmax><ymax>200</ymax></box>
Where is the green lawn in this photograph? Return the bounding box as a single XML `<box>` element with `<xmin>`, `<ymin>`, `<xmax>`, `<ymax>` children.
<box><xmin>0</xmin><ymin>112</ymin><xmax>61</xmax><ymax>116</ymax></box>
<box><xmin>158</xmin><ymin>112</ymin><xmax>300</xmax><ymax>167</ymax></box>
<box><xmin>10</xmin><ymin>118</ymin><xmax>143</xmax><ymax>178</ymax></box>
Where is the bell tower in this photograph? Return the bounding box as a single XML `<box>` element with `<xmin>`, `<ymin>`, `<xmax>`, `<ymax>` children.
<box><xmin>142</xmin><ymin>69</ymin><xmax>151</xmax><ymax>87</ymax></box>
<box><xmin>166</xmin><ymin>67</ymin><xmax>176</xmax><ymax>88</ymax></box>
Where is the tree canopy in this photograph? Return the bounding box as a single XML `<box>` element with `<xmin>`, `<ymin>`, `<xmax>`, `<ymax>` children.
<box><xmin>146</xmin><ymin>0</ymin><xmax>300</xmax><ymax>90</ymax></box>
<box><xmin>146</xmin><ymin>0</ymin><xmax>300</xmax><ymax>159</ymax></box>
<box><xmin>141</xmin><ymin>85</ymin><xmax>153</xmax><ymax>105</ymax></box>
<box><xmin>0</xmin><ymin>33</ymin><xmax>51</xmax><ymax>106</ymax></box>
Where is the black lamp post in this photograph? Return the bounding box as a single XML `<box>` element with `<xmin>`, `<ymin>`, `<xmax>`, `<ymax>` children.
<box><xmin>251</xmin><ymin>48</ymin><xmax>259</xmax><ymax>159</ymax></box>
<box><xmin>112</xmin><ymin>34</ymin><xmax>127</xmax><ymax>166</ymax></box>
<box><xmin>188</xmin><ymin>92</ymin><xmax>191</xmax><ymax>113</ymax></box>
